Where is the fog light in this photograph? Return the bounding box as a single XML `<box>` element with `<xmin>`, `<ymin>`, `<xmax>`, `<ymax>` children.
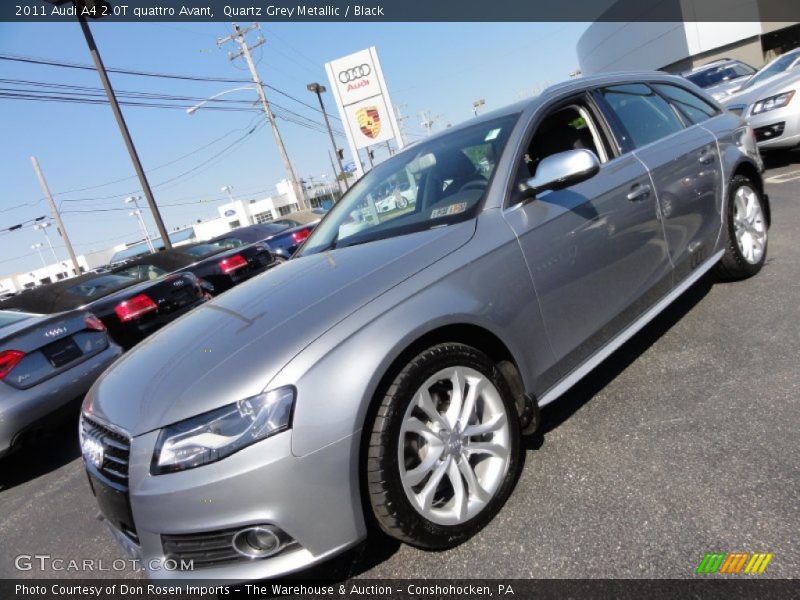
<box><xmin>232</xmin><ymin>526</ymin><xmax>282</xmax><ymax>559</ymax></box>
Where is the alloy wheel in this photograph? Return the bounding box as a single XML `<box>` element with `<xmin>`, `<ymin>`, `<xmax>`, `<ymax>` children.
<box><xmin>398</xmin><ymin>366</ymin><xmax>511</xmax><ymax>526</ymax></box>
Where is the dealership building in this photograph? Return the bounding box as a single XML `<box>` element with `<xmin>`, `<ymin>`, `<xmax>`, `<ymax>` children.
<box><xmin>578</xmin><ymin>0</ymin><xmax>799</xmax><ymax>74</ymax></box>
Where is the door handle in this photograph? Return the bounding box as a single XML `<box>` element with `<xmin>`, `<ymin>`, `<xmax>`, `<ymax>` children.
<box><xmin>698</xmin><ymin>150</ymin><xmax>715</xmax><ymax>165</ymax></box>
<box><xmin>627</xmin><ymin>183</ymin><xmax>651</xmax><ymax>202</ymax></box>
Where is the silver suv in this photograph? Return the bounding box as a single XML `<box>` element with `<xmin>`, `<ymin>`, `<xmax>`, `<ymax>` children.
<box><xmin>81</xmin><ymin>72</ymin><xmax>769</xmax><ymax>579</ymax></box>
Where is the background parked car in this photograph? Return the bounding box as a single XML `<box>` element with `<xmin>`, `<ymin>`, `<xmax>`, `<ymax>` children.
<box><xmin>0</xmin><ymin>309</ymin><xmax>121</xmax><ymax>458</ymax></box>
<box><xmin>204</xmin><ymin>221</ymin><xmax>316</xmax><ymax>261</ymax></box>
<box><xmin>0</xmin><ymin>267</ymin><xmax>208</xmax><ymax>350</ymax></box>
<box><xmin>727</xmin><ymin>47</ymin><xmax>800</xmax><ymax>99</ymax></box>
<box><xmin>118</xmin><ymin>237</ymin><xmax>281</xmax><ymax>295</ymax></box>
<box><xmin>723</xmin><ymin>66</ymin><xmax>800</xmax><ymax>150</ymax></box>
<box><xmin>682</xmin><ymin>58</ymin><xmax>757</xmax><ymax>100</ymax></box>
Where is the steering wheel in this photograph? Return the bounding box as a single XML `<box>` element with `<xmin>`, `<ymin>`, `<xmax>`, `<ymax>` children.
<box><xmin>459</xmin><ymin>178</ymin><xmax>488</xmax><ymax>193</ymax></box>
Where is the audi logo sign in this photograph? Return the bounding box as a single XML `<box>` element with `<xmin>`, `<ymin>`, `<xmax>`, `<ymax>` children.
<box><xmin>338</xmin><ymin>64</ymin><xmax>371</xmax><ymax>84</ymax></box>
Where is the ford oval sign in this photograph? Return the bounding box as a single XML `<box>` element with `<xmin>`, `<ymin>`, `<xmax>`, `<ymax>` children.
<box><xmin>224</xmin><ymin>209</ymin><xmax>236</xmax><ymax>217</ymax></box>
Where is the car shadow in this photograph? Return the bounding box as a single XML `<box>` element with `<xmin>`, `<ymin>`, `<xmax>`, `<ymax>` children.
<box><xmin>761</xmin><ymin>148</ymin><xmax>800</xmax><ymax>169</ymax></box>
<box><xmin>0</xmin><ymin>417</ymin><xmax>81</xmax><ymax>492</ymax></box>
<box><xmin>523</xmin><ymin>272</ymin><xmax>715</xmax><ymax>449</ymax></box>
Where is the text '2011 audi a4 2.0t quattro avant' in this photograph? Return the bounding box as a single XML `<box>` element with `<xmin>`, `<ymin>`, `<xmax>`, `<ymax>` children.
<box><xmin>80</xmin><ymin>72</ymin><xmax>770</xmax><ymax>579</ymax></box>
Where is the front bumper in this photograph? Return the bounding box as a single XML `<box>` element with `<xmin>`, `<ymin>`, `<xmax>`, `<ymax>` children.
<box><xmin>747</xmin><ymin>103</ymin><xmax>800</xmax><ymax>150</ymax></box>
<box><xmin>94</xmin><ymin>427</ymin><xmax>366</xmax><ymax>579</ymax></box>
<box><xmin>0</xmin><ymin>343</ymin><xmax>122</xmax><ymax>455</ymax></box>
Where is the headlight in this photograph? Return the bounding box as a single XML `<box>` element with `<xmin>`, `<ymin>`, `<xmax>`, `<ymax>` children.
<box><xmin>751</xmin><ymin>90</ymin><xmax>795</xmax><ymax>115</ymax></box>
<box><xmin>151</xmin><ymin>386</ymin><xmax>295</xmax><ymax>474</ymax></box>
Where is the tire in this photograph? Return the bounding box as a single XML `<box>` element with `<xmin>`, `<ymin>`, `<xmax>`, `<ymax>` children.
<box><xmin>716</xmin><ymin>175</ymin><xmax>768</xmax><ymax>281</ymax></box>
<box><xmin>365</xmin><ymin>343</ymin><xmax>520</xmax><ymax>549</ymax></box>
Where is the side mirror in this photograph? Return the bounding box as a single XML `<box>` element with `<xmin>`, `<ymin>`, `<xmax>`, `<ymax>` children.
<box><xmin>519</xmin><ymin>149</ymin><xmax>600</xmax><ymax>198</ymax></box>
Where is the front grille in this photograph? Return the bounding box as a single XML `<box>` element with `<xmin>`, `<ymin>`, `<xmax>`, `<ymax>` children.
<box><xmin>162</xmin><ymin>528</ymin><xmax>243</xmax><ymax>569</ymax></box>
<box><xmin>80</xmin><ymin>415</ymin><xmax>131</xmax><ymax>490</ymax></box>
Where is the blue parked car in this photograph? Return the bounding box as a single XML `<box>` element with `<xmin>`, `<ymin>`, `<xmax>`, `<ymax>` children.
<box><xmin>208</xmin><ymin>209</ymin><xmax>327</xmax><ymax>260</ymax></box>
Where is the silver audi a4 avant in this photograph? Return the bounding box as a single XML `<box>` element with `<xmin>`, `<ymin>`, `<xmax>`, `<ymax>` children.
<box><xmin>81</xmin><ymin>72</ymin><xmax>770</xmax><ymax>579</ymax></box>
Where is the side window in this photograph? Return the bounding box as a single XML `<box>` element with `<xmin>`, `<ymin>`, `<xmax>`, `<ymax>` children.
<box><xmin>652</xmin><ymin>83</ymin><xmax>719</xmax><ymax>124</ymax></box>
<box><xmin>520</xmin><ymin>103</ymin><xmax>607</xmax><ymax>180</ymax></box>
<box><xmin>599</xmin><ymin>83</ymin><xmax>685</xmax><ymax>149</ymax></box>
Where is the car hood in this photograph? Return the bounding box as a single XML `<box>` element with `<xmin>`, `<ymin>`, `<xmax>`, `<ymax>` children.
<box><xmin>84</xmin><ymin>221</ymin><xmax>476</xmax><ymax>435</ymax></box>
<box><xmin>722</xmin><ymin>71</ymin><xmax>800</xmax><ymax>107</ymax></box>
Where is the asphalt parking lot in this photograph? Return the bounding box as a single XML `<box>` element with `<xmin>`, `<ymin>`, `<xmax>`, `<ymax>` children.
<box><xmin>1</xmin><ymin>152</ymin><xmax>798</xmax><ymax>580</ymax></box>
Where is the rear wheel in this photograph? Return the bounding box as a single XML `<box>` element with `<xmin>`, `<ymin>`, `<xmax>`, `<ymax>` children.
<box><xmin>365</xmin><ymin>343</ymin><xmax>520</xmax><ymax>549</ymax></box>
<box><xmin>716</xmin><ymin>175</ymin><xmax>768</xmax><ymax>280</ymax></box>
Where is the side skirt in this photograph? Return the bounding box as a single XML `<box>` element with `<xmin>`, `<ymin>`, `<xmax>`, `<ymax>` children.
<box><xmin>537</xmin><ymin>250</ymin><xmax>724</xmax><ymax>408</ymax></box>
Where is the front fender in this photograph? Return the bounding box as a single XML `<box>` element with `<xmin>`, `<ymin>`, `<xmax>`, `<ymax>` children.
<box><xmin>267</xmin><ymin>211</ymin><xmax>557</xmax><ymax>458</ymax></box>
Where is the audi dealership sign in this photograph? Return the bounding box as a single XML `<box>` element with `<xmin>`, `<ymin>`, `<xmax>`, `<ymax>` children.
<box><xmin>325</xmin><ymin>47</ymin><xmax>404</xmax><ymax>177</ymax></box>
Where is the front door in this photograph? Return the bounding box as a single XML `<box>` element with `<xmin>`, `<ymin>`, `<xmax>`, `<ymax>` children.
<box><xmin>503</xmin><ymin>100</ymin><xmax>673</xmax><ymax>378</ymax></box>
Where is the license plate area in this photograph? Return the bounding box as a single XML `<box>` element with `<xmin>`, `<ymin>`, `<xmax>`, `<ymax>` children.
<box><xmin>41</xmin><ymin>336</ymin><xmax>83</xmax><ymax>368</ymax></box>
<box><xmin>87</xmin><ymin>472</ymin><xmax>137</xmax><ymax>542</ymax></box>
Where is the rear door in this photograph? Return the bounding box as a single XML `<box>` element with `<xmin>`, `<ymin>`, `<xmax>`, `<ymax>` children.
<box><xmin>595</xmin><ymin>83</ymin><xmax>723</xmax><ymax>283</ymax></box>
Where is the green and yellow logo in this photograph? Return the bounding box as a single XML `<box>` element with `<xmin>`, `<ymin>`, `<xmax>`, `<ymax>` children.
<box><xmin>696</xmin><ymin>552</ymin><xmax>773</xmax><ymax>575</ymax></box>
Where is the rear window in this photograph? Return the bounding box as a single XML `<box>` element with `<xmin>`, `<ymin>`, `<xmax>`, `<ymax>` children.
<box><xmin>209</xmin><ymin>238</ymin><xmax>248</xmax><ymax>250</ymax></box>
<box><xmin>67</xmin><ymin>274</ymin><xmax>140</xmax><ymax>298</ymax></box>
<box><xmin>114</xmin><ymin>264</ymin><xmax>169</xmax><ymax>281</ymax></box>
<box><xmin>0</xmin><ymin>311</ymin><xmax>31</xmax><ymax>329</ymax></box>
<box><xmin>652</xmin><ymin>83</ymin><xmax>719</xmax><ymax>124</ymax></box>
<box><xmin>181</xmin><ymin>244</ymin><xmax>225</xmax><ymax>259</ymax></box>
<box><xmin>599</xmin><ymin>83</ymin><xmax>685</xmax><ymax>149</ymax></box>
<box><xmin>685</xmin><ymin>63</ymin><xmax>755</xmax><ymax>88</ymax></box>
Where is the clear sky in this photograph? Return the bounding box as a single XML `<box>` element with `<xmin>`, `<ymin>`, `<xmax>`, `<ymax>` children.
<box><xmin>0</xmin><ymin>21</ymin><xmax>588</xmax><ymax>276</ymax></box>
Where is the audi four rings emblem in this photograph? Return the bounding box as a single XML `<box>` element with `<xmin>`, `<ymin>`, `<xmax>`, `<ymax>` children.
<box><xmin>339</xmin><ymin>64</ymin><xmax>371</xmax><ymax>84</ymax></box>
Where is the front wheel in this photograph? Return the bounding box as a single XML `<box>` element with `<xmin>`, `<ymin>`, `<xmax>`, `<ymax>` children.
<box><xmin>365</xmin><ymin>343</ymin><xmax>520</xmax><ymax>549</ymax></box>
<box><xmin>716</xmin><ymin>175</ymin><xmax>768</xmax><ymax>281</ymax></box>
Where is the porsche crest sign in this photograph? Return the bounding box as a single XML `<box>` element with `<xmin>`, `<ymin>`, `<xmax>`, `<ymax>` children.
<box><xmin>325</xmin><ymin>47</ymin><xmax>404</xmax><ymax>176</ymax></box>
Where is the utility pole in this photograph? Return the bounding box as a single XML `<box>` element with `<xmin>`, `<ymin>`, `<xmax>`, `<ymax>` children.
<box><xmin>420</xmin><ymin>111</ymin><xmax>440</xmax><ymax>136</ymax></box>
<box><xmin>30</xmin><ymin>156</ymin><xmax>79</xmax><ymax>274</ymax></box>
<box><xmin>219</xmin><ymin>24</ymin><xmax>307</xmax><ymax>210</ymax></box>
<box><xmin>76</xmin><ymin>12</ymin><xmax>172</xmax><ymax>249</ymax></box>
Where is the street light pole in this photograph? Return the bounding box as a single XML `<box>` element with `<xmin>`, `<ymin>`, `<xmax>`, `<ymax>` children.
<box><xmin>75</xmin><ymin>12</ymin><xmax>173</xmax><ymax>249</ymax></box>
<box><xmin>125</xmin><ymin>196</ymin><xmax>155</xmax><ymax>253</ymax></box>
<box><xmin>31</xmin><ymin>243</ymin><xmax>46</xmax><ymax>269</ymax></box>
<box><xmin>472</xmin><ymin>99</ymin><xmax>485</xmax><ymax>117</ymax></box>
<box><xmin>308</xmin><ymin>82</ymin><xmax>347</xmax><ymax>193</ymax></box>
<box><xmin>221</xmin><ymin>185</ymin><xmax>236</xmax><ymax>202</ymax></box>
<box><xmin>34</xmin><ymin>222</ymin><xmax>58</xmax><ymax>264</ymax></box>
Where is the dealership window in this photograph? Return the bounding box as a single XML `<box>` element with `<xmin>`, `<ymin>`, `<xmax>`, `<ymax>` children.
<box><xmin>254</xmin><ymin>211</ymin><xmax>274</xmax><ymax>223</ymax></box>
<box><xmin>599</xmin><ymin>83</ymin><xmax>685</xmax><ymax>149</ymax></box>
<box><xmin>278</xmin><ymin>203</ymin><xmax>299</xmax><ymax>216</ymax></box>
<box><xmin>652</xmin><ymin>83</ymin><xmax>719</xmax><ymax>125</ymax></box>
<box><xmin>229</xmin><ymin>220</ymin><xmax>241</xmax><ymax>228</ymax></box>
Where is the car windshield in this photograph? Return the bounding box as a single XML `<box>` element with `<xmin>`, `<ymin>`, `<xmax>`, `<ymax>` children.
<box><xmin>0</xmin><ymin>310</ymin><xmax>32</xmax><ymax>329</ymax></box>
<box><xmin>740</xmin><ymin>50</ymin><xmax>800</xmax><ymax>90</ymax></box>
<box><xmin>67</xmin><ymin>274</ymin><xmax>140</xmax><ymax>298</ymax></box>
<box><xmin>300</xmin><ymin>113</ymin><xmax>519</xmax><ymax>255</ymax></box>
<box><xmin>686</xmin><ymin>63</ymin><xmax>755</xmax><ymax>88</ymax></box>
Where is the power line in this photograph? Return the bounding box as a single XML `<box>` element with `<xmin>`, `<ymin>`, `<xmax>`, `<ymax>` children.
<box><xmin>0</xmin><ymin>53</ymin><xmax>342</xmax><ymax>121</ymax></box>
